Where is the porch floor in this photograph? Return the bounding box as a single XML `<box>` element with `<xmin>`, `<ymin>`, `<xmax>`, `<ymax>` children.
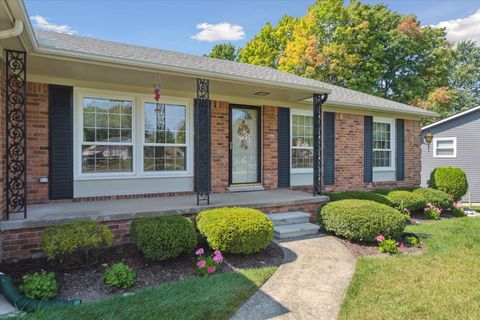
<box><xmin>1</xmin><ymin>190</ymin><xmax>329</xmax><ymax>231</ymax></box>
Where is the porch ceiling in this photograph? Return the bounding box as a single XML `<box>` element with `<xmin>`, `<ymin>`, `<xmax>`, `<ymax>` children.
<box><xmin>27</xmin><ymin>54</ymin><xmax>315</xmax><ymax>106</ymax></box>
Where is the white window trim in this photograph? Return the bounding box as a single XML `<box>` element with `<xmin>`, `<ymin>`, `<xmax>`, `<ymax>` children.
<box><xmin>433</xmin><ymin>137</ymin><xmax>457</xmax><ymax>158</ymax></box>
<box><xmin>290</xmin><ymin>109</ymin><xmax>314</xmax><ymax>174</ymax></box>
<box><xmin>372</xmin><ymin>117</ymin><xmax>396</xmax><ymax>172</ymax></box>
<box><xmin>74</xmin><ymin>88</ymin><xmax>193</xmax><ymax>181</ymax></box>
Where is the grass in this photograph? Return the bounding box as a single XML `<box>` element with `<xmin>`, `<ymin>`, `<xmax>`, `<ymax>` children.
<box><xmin>9</xmin><ymin>267</ymin><xmax>276</xmax><ymax>320</ymax></box>
<box><xmin>339</xmin><ymin>217</ymin><xmax>480</xmax><ymax>320</ymax></box>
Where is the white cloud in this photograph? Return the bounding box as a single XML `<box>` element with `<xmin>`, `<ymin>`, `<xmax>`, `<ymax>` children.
<box><xmin>191</xmin><ymin>22</ymin><xmax>245</xmax><ymax>42</ymax></box>
<box><xmin>30</xmin><ymin>15</ymin><xmax>77</xmax><ymax>35</ymax></box>
<box><xmin>433</xmin><ymin>9</ymin><xmax>480</xmax><ymax>44</ymax></box>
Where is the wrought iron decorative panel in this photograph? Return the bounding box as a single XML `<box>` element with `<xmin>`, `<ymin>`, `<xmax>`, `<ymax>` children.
<box><xmin>195</xmin><ymin>79</ymin><xmax>211</xmax><ymax>205</ymax></box>
<box><xmin>5</xmin><ymin>50</ymin><xmax>27</xmax><ymax>219</ymax></box>
<box><xmin>313</xmin><ymin>93</ymin><xmax>328</xmax><ymax>195</ymax></box>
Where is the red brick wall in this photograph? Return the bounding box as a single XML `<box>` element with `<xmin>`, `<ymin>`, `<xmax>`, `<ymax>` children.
<box><xmin>262</xmin><ymin>105</ymin><xmax>278</xmax><ymax>189</ymax></box>
<box><xmin>211</xmin><ymin>100</ymin><xmax>229</xmax><ymax>192</ymax></box>
<box><xmin>26</xmin><ymin>83</ymin><xmax>49</xmax><ymax>204</ymax></box>
<box><xmin>0</xmin><ymin>59</ymin><xmax>5</xmax><ymax>219</ymax></box>
<box><xmin>322</xmin><ymin>112</ymin><xmax>421</xmax><ymax>192</ymax></box>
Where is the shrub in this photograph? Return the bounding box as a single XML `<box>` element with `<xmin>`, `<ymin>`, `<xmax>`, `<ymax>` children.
<box><xmin>131</xmin><ymin>215</ymin><xmax>197</xmax><ymax>261</ymax></box>
<box><xmin>325</xmin><ymin>191</ymin><xmax>393</xmax><ymax>206</ymax></box>
<box><xmin>387</xmin><ymin>191</ymin><xmax>427</xmax><ymax>213</ymax></box>
<box><xmin>19</xmin><ymin>270</ymin><xmax>57</xmax><ymax>300</ymax></box>
<box><xmin>317</xmin><ymin>200</ymin><xmax>406</xmax><ymax>242</ymax></box>
<box><xmin>424</xmin><ymin>204</ymin><xmax>441</xmax><ymax>220</ymax></box>
<box><xmin>379</xmin><ymin>239</ymin><xmax>399</xmax><ymax>254</ymax></box>
<box><xmin>103</xmin><ymin>263</ymin><xmax>136</xmax><ymax>289</ymax></box>
<box><xmin>413</xmin><ymin>188</ymin><xmax>453</xmax><ymax>210</ymax></box>
<box><xmin>403</xmin><ymin>235</ymin><xmax>421</xmax><ymax>248</ymax></box>
<box><xmin>195</xmin><ymin>248</ymin><xmax>223</xmax><ymax>276</ymax></box>
<box><xmin>196</xmin><ymin>207</ymin><xmax>274</xmax><ymax>254</ymax></box>
<box><xmin>375</xmin><ymin>186</ymin><xmax>419</xmax><ymax>195</ymax></box>
<box><xmin>428</xmin><ymin>167</ymin><xmax>468</xmax><ymax>201</ymax></box>
<box><xmin>41</xmin><ymin>220</ymin><xmax>113</xmax><ymax>264</ymax></box>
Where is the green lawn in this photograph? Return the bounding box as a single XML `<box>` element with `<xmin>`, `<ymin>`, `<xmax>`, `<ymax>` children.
<box><xmin>340</xmin><ymin>217</ymin><xmax>480</xmax><ymax>320</ymax></box>
<box><xmin>9</xmin><ymin>267</ymin><xmax>276</xmax><ymax>320</ymax></box>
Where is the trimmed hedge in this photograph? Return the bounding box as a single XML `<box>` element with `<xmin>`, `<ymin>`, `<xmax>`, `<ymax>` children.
<box><xmin>317</xmin><ymin>199</ymin><xmax>406</xmax><ymax>242</ymax></box>
<box><xmin>131</xmin><ymin>215</ymin><xmax>197</xmax><ymax>261</ymax></box>
<box><xmin>325</xmin><ymin>191</ymin><xmax>393</xmax><ymax>206</ymax></box>
<box><xmin>386</xmin><ymin>190</ymin><xmax>427</xmax><ymax>213</ymax></box>
<box><xmin>413</xmin><ymin>188</ymin><xmax>453</xmax><ymax>210</ymax></box>
<box><xmin>428</xmin><ymin>167</ymin><xmax>468</xmax><ymax>201</ymax></box>
<box><xmin>196</xmin><ymin>207</ymin><xmax>273</xmax><ymax>254</ymax></box>
<box><xmin>374</xmin><ymin>186</ymin><xmax>419</xmax><ymax>195</ymax></box>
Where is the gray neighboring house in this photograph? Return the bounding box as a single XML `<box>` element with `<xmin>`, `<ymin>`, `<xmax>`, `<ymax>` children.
<box><xmin>421</xmin><ymin>106</ymin><xmax>480</xmax><ymax>202</ymax></box>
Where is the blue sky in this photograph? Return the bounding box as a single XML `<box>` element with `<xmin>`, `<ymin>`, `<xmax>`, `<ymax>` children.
<box><xmin>25</xmin><ymin>0</ymin><xmax>480</xmax><ymax>56</ymax></box>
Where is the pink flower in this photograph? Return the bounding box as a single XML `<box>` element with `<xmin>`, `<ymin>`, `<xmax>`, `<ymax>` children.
<box><xmin>213</xmin><ymin>254</ymin><xmax>223</xmax><ymax>264</ymax></box>
<box><xmin>214</xmin><ymin>250</ymin><xmax>222</xmax><ymax>256</ymax></box>
<box><xmin>197</xmin><ymin>260</ymin><xmax>206</xmax><ymax>268</ymax></box>
<box><xmin>195</xmin><ymin>248</ymin><xmax>204</xmax><ymax>256</ymax></box>
<box><xmin>398</xmin><ymin>242</ymin><xmax>406</xmax><ymax>251</ymax></box>
<box><xmin>375</xmin><ymin>234</ymin><xmax>385</xmax><ymax>243</ymax></box>
<box><xmin>207</xmin><ymin>266</ymin><xmax>216</xmax><ymax>274</ymax></box>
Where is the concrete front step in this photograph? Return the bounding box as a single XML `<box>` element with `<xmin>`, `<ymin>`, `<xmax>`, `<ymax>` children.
<box><xmin>274</xmin><ymin>223</ymin><xmax>320</xmax><ymax>239</ymax></box>
<box><xmin>267</xmin><ymin>211</ymin><xmax>311</xmax><ymax>226</ymax></box>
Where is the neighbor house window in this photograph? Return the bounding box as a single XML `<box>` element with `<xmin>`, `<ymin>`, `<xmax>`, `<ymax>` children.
<box><xmin>143</xmin><ymin>103</ymin><xmax>187</xmax><ymax>172</ymax></box>
<box><xmin>81</xmin><ymin>97</ymin><xmax>133</xmax><ymax>173</ymax></box>
<box><xmin>291</xmin><ymin>114</ymin><xmax>313</xmax><ymax>170</ymax></box>
<box><xmin>433</xmin><ymin>137</ymin><xmax>456</xmax><ymax>158</ymax></box>
<box><xmin>373</xmin><ymin>119</ymin><xmax>395</xmax><ymax>169</ymax></box>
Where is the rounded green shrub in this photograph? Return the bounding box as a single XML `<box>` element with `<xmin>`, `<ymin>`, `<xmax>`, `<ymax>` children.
<box><xmin>196</xmin><ymin>207</ymin><xmax>274</xmax><ymax>254</ymax></box>
<box><xmin>103</xmin><ymin>263</ymin><xmax>136</xmax><ymax>289</ymax></box>
<box><xmin>131</xmin><ymin>215</ymin><xmax>197</xmax><ymax>261</ymax></box>
<box><xmin>326</xmin><ymin>191</ymin><xmax>393</xmax><ymax>206</ymax></box>
<box><xmin>41</xmin><ymin>220</ymin><xmax>113</xmax><ymax>263</ymax></box>
<box><xmin>413</xmin><ymin>188</ymin><xmax>453</xmax><ymax>210</ymax></box>
<box><xmin>19</xmin><ymin>270</ymin><xmax>57</xmax><ymax>300</ymax></box>
<box><xmin>379</xmin><ymin>239</ymin><xmax>399</xmax><ymax>254</ymax></box>
<box><xmin>387</xmin><ymin>191</ymin><xmax>427</xmax><ymax>213</ymax></box>
<box><xmin>317</xmin><ymin>200</ymin><xmax>406</xmax><ymax>242</ymax></box>
<box><xmin>428</xmin><ymin>167</ymin><xmax>468</xmax><ymax>201</ymax></box>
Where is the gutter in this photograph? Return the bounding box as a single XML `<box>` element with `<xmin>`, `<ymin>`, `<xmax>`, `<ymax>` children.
<box><xmin>0</xmin><ymin>19</ymin><xmax>23</xmax><ymax>39</ymax></box>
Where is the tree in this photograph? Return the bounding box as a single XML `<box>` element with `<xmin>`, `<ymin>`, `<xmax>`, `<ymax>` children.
<box><xmin>239</xmin><ymin>15</ymin><xmax>299</xmax><ymax>68</ymax></box>
<box><xmin>206</xmin><ymin>43</ymin><xmax>238</xmax><ymax>61</ymax></box>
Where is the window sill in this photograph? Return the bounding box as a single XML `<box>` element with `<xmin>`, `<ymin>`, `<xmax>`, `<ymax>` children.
<box><xmin>291</xmin><ymin>169</ymin><xmax>314</xmax><ymax>174</ymax></box>
<box><xmin>75</xmin><ymin>173</ymin><xmax>193</xmax><ymax>181</ymax></box>
<box><xmin>373</xmin><ymin>167</ymin><xmax>395</xmax><ymax>172</ymax></box>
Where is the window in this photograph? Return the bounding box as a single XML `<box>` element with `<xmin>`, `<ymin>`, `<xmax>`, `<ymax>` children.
<box><xmin>434</xmin><ymin>137</ymin><xmax>456</xmax><ymax>158</ymax></box>
<box><xmin>373</xmin><ymin>119</ymin><xmax>395</xmax><ymax>169</ymax></box>
<box><xmin>291</xmin><ymin>114</ymin><xmax>313</xmax><ymax>170</ymax></box>
<box><xmin>143</xmin><ymin>103</ymin><xmax>187</xmax><ymax>172</ymax></box>
<box><xmin>81</xmin><ymin>97</ymin><xmax>133</xmax><ymax>173</ymax></box>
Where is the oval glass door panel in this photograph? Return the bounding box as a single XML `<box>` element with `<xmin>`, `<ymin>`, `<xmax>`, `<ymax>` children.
<box><xmin>231</xmin><ymin>107</ymin><xmax>259</xmax><ymax>184</ymax></box>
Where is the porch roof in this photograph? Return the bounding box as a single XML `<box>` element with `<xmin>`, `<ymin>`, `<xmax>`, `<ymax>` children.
<box><xmin>0</xmin><ymin>190</ymin><xmax>329</xmax><ymax>231</ymax></box>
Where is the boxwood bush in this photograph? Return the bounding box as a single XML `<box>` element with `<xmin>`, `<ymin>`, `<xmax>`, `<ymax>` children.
<box><xmin>325</xmin><ymin>191</ymin><xmax>393</xmax><ymax>206</ymax></box>
<box><xmin>317</xmin><ymin>199</ymin><xmax>406</xmax><ymax>242</ymax></box>
<box><xmin>196</xmin><ymin>207</ymin><xmax>273</xmax><ymax>254</ymax></box>
<box><xmin>131</xmin><ymin>215</ymin><xmax>197</xmax><ymax>261</ymax></box>
<box><xmin>413</xmin><ymin>188</ymin><xmax>453</xmax><ymax>210</ymax></box>
<box><xmin>428</xmin><ymin>167</ymin><xmax>468</xmax><ymax>201</ymax></box>
<box><xmin>386</xmin><ymin>190</ymin><xmax>427</xmax><ymax>213</ymax></box>
<box><xmin>41</xmin><ymin>220</ymin><xmax>113</xmax><ymax>264</ymax></box>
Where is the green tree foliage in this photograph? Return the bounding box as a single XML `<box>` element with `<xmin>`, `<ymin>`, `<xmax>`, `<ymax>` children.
<box><xmin>206</xmin><ymin>43</ymin><xmax>238</xmax><ymax>61</ymax></box>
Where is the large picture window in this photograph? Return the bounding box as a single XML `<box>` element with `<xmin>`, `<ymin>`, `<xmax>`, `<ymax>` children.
<box><xmin>372</xmin><ymin>119</ymin><xmax>394</xmax><ymax>169</ymax></box>
<box><xmin>291</xmin><ymin>114</ymin><xmax>313</xmax><ymax>170</ymax></box>
<box><xmin>143</xmin><ymin>103</ymin><xmax>187</xmax><ymax>172</ymax></box>
<box><xmin>81</xmin><ymin>97</ymin><xmax>133</xmax><ymax>173</ymax></box>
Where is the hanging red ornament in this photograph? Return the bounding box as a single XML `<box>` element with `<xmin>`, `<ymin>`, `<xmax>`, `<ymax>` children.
<box><xmin>154</xmin><ymin>84</ymin><xmax>161</xmax><ymax>102</ymax></box>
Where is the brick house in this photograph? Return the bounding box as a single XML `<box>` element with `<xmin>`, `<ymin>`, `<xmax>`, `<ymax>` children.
<box><xmin>0</xmin><ymin>0</ymin><xmax>435</xmax><ymax>261</ymax></box>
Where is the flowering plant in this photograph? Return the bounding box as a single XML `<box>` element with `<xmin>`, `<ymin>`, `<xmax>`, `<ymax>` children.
<box><xmin>195</xmin><ymin>248</ymin><xmax>223</xmax><ymax>276</ymax></box>
<box><xmin>424</xmin><ymin>203</ymin><xmax>441</xmax><ymax>220</ymax></box>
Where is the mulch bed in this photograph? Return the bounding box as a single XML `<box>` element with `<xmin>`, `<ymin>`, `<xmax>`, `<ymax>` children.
<box><xmin>1</xmin><ymin>240</ymin><xmax>284</xmax><ymax>303</ymax></box>
<box><xmin>336</xmin><ymin>237</ymin><xmax>425</xmax><ymax>258</ymax></box>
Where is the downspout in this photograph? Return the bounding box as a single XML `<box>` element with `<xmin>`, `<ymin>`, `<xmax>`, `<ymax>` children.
<box><xmin>0</xmin><ymin>20</ymin><xmax>23</xmax><ymax>39</ymax></box>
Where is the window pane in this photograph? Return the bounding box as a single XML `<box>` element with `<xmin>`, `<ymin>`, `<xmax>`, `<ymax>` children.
<box><xmin>291</xmin><ymin>148</ymin><xmax>313</xmax><ymax>169</ymax></box>
<box><xmin>82</xmin><ymin>145</ymin><xmax>132</xmax><ymax>173</ymax></box>
<box><xmin>291</xmin><ymin>114</ymin><xmax>313</xmax><ymax>169</ymax></box>
<box><xmin>144</xmin><ymin>146</ymin><xmax>186</xmax><ymax>171</ymax></box>
<box><xmin>436</xmin><ymin>148</ymin><xmax>454</xmax><ymax>156</ymax></box>
<box><xmin>436</xmin><ymin>140</ymin><xmax>454</xmax><ymax>148</ymax></box>
<box><xmin>373</xmin><ymin>150</ymin><xmax>391</xmax><ymax>167</ymax></box>
<box><xmin>373</xmin><ymin>122</ymin><xmax>391</xmax><ymax>150</ymax></box>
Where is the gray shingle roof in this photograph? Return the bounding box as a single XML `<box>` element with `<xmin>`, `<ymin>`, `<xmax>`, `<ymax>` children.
<box><xmin>34</xmin><ymin>29</ymin><xmax>436</xmax><ymax>117</ymax></box>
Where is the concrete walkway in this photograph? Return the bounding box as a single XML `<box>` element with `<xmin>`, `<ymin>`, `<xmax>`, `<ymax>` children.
<box><xmin>231</xmin><ymin>234</ymin><xmax>355</xmax><ymax>320</ymax></box>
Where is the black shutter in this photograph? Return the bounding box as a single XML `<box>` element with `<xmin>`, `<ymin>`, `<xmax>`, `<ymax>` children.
<box><xmin>48</xmin><ymin>85</ymin><xmax>73</xmax><ymax>199</ymax></box>
<box><xmin>364</xmin><ymin>116</ymin><xmax>373</xmax><ymax>183</ymax></box>
<box><xmin>396</xmin><ymin>119</ymin><xmax>405</xmax><ymax>181</ymax></box>
<box><xmin>323</xmin><ymin>112</ymin><xmax>335</xmax><ymax>185</ymax></box>
<box><xmin>277</xmin><ymin>107</ymin><xmax>290</xmax><ymax>187</ymax></box>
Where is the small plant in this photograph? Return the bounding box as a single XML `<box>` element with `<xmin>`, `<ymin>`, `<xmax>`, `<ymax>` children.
<box><xmin>379</xmin><ymin>239</ymin><xmax>399</xmax><ymax>254</ymax></box>
<box><xmin>424</xmin><ymin>203</ymin><xmax>441</xmax><ymax>220</ymax></box>
<box><xmin>450</xmin><ymin>201</ymin><xmax>466</xmax><ymax>217</ymax></box>
<box><xmin>103</xmin><ymin>262</ymin><xmax>136</xmax><ymax>289</ymax></box>
<box><xmin>195</xmin><ymin>248</ymin><xmax>223</xmax><ymax>276</ymax></box>
<box><xmin>403</xmin><ymin>235</ymin><xmax>421</xmax><ymax>248</ymax></box>
<box><xmin>19</xmin><ymin>270</ymin><xmax>57</xmax><ymax>300</ymax></box>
